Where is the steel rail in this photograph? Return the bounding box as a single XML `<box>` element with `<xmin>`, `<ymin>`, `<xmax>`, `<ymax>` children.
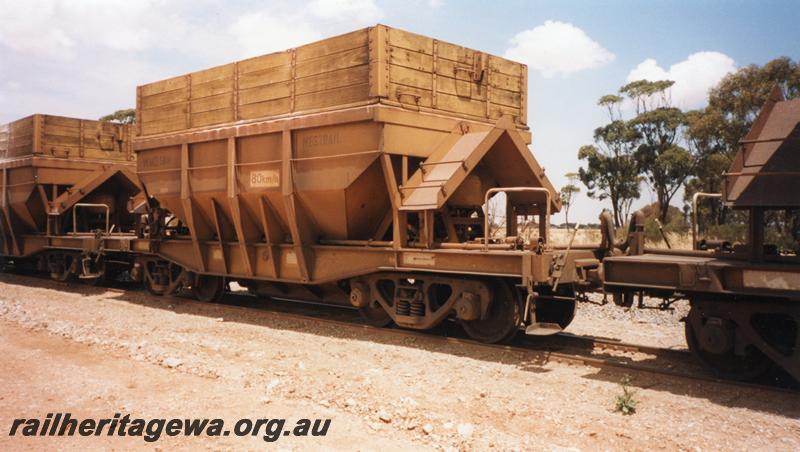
<box><xmin>0</xmin><ymin>270</ymin><xmax>795</xmax><ymax>394</ymax></box>
<box><xmin>179</xmin><ymin>290</ymin><xmax>798</xmax><ymax>394</ymax></box>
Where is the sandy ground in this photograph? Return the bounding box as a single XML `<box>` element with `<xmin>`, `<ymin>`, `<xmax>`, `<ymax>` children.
<box><xmin>0</xmin><ymin>273</ymin><xmax>798</xmax><ymax>451</ymax></box>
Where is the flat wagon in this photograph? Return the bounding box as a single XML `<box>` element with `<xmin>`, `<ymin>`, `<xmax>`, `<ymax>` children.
<box><xmin>602</xmin><ymin>88</ymin><xmax>800</xmax><ymax>380</ymax></box>
<box><xmin>132</xmin><ymin>25</ymin><xmax>591</xmax><ymax>342</ymax></box>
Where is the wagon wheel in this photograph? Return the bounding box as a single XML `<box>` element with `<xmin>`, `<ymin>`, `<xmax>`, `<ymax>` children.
<box><xmin>359</xmin><ymin>300</ymin><xmax>393</xmax><ymax>327</ymax></box>
<box><xmin>192</xmin><ymin>275</ymin><xmax>226</xmax><ymax>303</ymax></box>
<box><xmin>50</xmin><ymin>254</ymin><xmax>74</xmax><ymax>282</ymax></box>
<box><xmin>143</xmin><ymin>261</ymin><xmax>169</xmax><ymax>296</ymax></box>
<box><xmin>460</xmin><ymin>280</ymin><xmax>520</xmax><ymax>344</ymax></box>
<box><xmin>143</xmin><ymin>272</ymin><xmax>168</xmax><ymax>296</ymax></box>
<box><xmin>685</xmin><ymin>304</ymin><xmax>769</xmax><ymax>381</ymax></box>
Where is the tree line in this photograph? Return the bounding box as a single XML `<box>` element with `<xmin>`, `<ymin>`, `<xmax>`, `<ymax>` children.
<box><xmin>576</xmin><ymin>57</ymin><xmax>800</xmax><ymax>228</ymax></box>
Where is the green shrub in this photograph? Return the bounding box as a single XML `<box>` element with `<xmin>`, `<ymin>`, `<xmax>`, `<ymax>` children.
<box><xmin>613</xmin><ymin>375</ymin><xmax>638</xmax><ymax>415</ymax></box>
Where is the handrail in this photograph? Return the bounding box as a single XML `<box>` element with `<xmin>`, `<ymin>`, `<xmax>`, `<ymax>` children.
<box><xmin>553</xmin><ymin>222</ymin><xmax>581</xmax><ymax>291</ymax></box>
<box><xmin>691</xmin><ymin>192</ymin><xmax>721</xmax><ymax>250</ymax></box>
<box><xmin>72</xmin><ymin>203</ymin><xmax>110</xmax><ymax>234</ymax></box>
<box><xmin>483</xmin><ymin>187</ymin><xmax>550</xmax><ymax>251</ymax></box>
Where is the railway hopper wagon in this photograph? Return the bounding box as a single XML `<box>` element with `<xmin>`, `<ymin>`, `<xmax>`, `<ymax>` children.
<box><xmin>132</xmin><ymin>25</ymin><xmax>590</xmax><ymax>342</ymax></box>
<box><xmin>603</xmin><ymin>87</ymin><xmax>800</xmax><ymax>381</ymax></box>
<box><xmin>0</xmin><ymin>114</ymin><xmax>142</xmax><ymax>281</ymax></box>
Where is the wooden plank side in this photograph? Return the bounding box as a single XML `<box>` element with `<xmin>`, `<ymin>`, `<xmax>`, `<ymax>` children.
<box><xmin>490</xmin><ymin>87</ymin><xmax>522</xmax><ymax>108</ymax></box>
<box><xmin>135</xmin><ymin>25</ymin><xmax>527</xmax><ymax>135</ymax></box>
<box><xmin>436</xmin><ymin>76</ymin><xmax>487</xmax><ymax>101</ymax></box>
<box><xmin>368</xmin><ymin>25</ymin><xmax>389</xmax><ymax>99</ymax></box>
<box><xmin>140</xmin><ymin>88</ymin><xmax>187</xmax><ymax>110</ymax></box>
<box><xmin>489</xmin><ymin>71</ymin><xmax>521</xmax><ymax>92</ymax></box>
<box><xmin>141</xmin><ymin>116</ymin><xmax>186</xmax><ymax>136</ymax></box>
<box><xmin>42</xmin><ymin>137</ymin><xmax>124</xmax><ymax>156</ymax></box>
<box><xmin>239</xmin><ymin>51</ymin><xmax>292</xmax><ymax>74</ymax></box>
<box><xmin>43</xmin><ymin>115</ymin><xmax>81</xmax><ymax>129</ymax></box>
<box><xmin>4</xmin><ymin>116</ymin><xmax>35</xmax><ymax>136</ymax></box>
<box><xmin>0</xmin><ymin>115</ymin><xmax>130</xmax><ymax>160</ymax></box>
<box><xmin>192</xmin><ymin>109</ymin><xmax>235</xmax><ymax>128</ymax></box>
<box><xmin>5</xmin><ymin>137</ymin><xmax>33</xmax><ymax>158</ymax></box>
<box><xmin>1</xmin><ymin>116</ymin><xmax>35</xmax><ymax>157</ymax></box>
<box><xmin>294</xmin><ymin>83</ymin><xmax>370</xmax><ymax>111</ymax></box>
<box><xmin>238</xmin><ymin>65</ymin><xmax>292</xmax><ymax>90</ymax></box>
<box><xmin>435</xmin><ymin>91</ymin><xmax>487</xmax><ymax>118</ymax></box>
<box><xmin>238</xmin><ymin>98</ymin><xmax>291</xmax><ymax>120</ymax></box>
<box><xmin>489</xmin><ymin>104</ymin><xmax>523</xmax><ymax>122</ymax></box>
<box><xmin>437</xmin><ymin>58</ymin><xmax>485</xmax><ymax>82</ymax></box>
<box><xmin>238</xmin><ymin>82</ymin><xmax>292</xmax><ymax>106</ymax></box>
<box><xmin>140</xmin><ymin>103</ymin><xmax>187</xmax><ymax>122</ymax></box>
<box><xmin>436</xmin><ymin>40</ymin><xmax>474</xmax><ymax>64</ymax></box>
<box><xmin>520</xmin><ymin>64</ymin><xmax>528</xmax><ymax>125</ymax></box>
<box><xmin>387</xmin><ymin>27</ymin><xmax>433</xmax><ymax>55</ymax></box>
<box><xmin>191</xmin><ymin>77</ymin><xmax>233</xmax><ymax>99</ymax></box>
<box><xmin>295</xmin><ymin>46</ymin><xmax>369</xmax><ymax>79</ymax></box>
<box><xmin>296</xmin><ymin>28</ymin><xmax>368</xmax><ymax>61</ymax></box>
<box><xmin>191</xmin><ymin>92</ymin><xmax>234</xmax><ymax>113</ymax></box>
<box><xmin>0</xmin><ymin>126</ymin><xmax>8</xmax><ymax>157</ymax></box>
<box><xmin>388</xmin><ymin>65</ymin><xmax>433</xmax><ymax>91</ymax></box>
<box><xmin>295</xmin><ymin>64</ymin><xmax>370</xmax><ymax>96</ymax></box>
<box><xmin>43</xmin><ymin>133</ymin><xmax>81</xmax><ymax>147</ymax></box>
<box><xmin>386</xmin><ymin>83</ymin><xmax>433</xmax><ymax>108</ymax></box>
<box><xmin>389</xmin><ymin>47</ymin><xmax>433</xmax><ymax>72</ymax></box>
<box><xmin>141</xmin><ymin>75</ymin><xmax>188</xmax><ymax>97</ymax></box>
<box><xmin>40</xmin><ymin>123</ymin><xmax>81</xmax><ymax>138</ymax></box>
<box><xmin>488</xmin><ymin>55</ymin><xmax>522</xmax><ymax>77</ymax></box>
<box><xmin>191</xmin><ymin>63</ymin><xmax>234</xmax><ymax>85</ymax></box>
<box><xmin>7</xmin><ymin>137</ymin><xmax>33</xmax><ymax>151</ymax></box>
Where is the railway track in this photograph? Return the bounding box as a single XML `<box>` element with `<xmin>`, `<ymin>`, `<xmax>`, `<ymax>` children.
<box><xmin>207</xmin><ymin>287</ymin><xmax>799</xmax><ymax>393</ymax></box>
<box><xmin>1</xmin><ymin>270</ymin><xmax>796</xmax><ymax>393</ymax></box>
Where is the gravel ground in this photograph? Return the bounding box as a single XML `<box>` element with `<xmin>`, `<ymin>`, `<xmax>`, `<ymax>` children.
<box><xmin>0</xmin><ymin>273</ymin><xmax>798</xmax><ymax>451</ymax></box>
<box><xmin>566</xmin><ymin>292</ymin><xmax>690</xmax><ymax>349</ymax></box>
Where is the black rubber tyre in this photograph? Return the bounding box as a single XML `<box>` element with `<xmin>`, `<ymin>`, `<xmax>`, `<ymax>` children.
<box><xmin>460</xmin><ymin>281</ymin><xmax>520</xmax><ymax>344</ymax></box>
<box><xmin>193</xmin><ymin>275</ymin><xmax>226</xmax><ymax>303</ymax></box>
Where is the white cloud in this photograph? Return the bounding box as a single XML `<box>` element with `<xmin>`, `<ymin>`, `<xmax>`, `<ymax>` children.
<box><xmin>309</xmin><ymin>0</ymin><xmax>384</xmax><ymax>23</ymax></box>
<box><xmin>0</xmin><ymin>0</ymin><xmax>228</xmax><ymax>61</ymax></box>
<box><xmin>0</xmin><ymin>1</ymin><xmax>75</xmax><ymax>60</ymax></box>
<box><xmin>229</xmin><ymin>12</ymin><xmax>321</xmax><ymax>58</ymax></box>
<box><xmin>626</xmin><ymin>52</ymin><xmax>736</xmax><ymax>109</ymax></box>
<box><xmin>0</xmin><ymin>0</ymin><xmax>386</xmax><ymax>123</ymax></box>
<box><xmin>504</xmin><ymin>20</ymin><xmax>615</xmax><ymax>78</ymax></box>
<box><xmin>230</xmin><ymin>0</ymin><xmax>383</xmax><ymax>58</ymax></box>
<box><xmin>427</xmin><ymin>0</ymin><xmax>444</xmax><ymax>8</ymax></box>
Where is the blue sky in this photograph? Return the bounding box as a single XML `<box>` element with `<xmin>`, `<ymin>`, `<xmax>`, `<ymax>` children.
<box><xmin>1</xmin><ymin>0</ymin><xmax>798</xmax><ymax>223</ymax></box>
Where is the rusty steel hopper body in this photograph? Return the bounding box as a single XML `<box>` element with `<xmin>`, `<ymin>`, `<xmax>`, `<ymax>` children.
<box><xmin>133</xmin><ymin>25</ymin><xmax>567</xmax><ymax>290</ymax></box>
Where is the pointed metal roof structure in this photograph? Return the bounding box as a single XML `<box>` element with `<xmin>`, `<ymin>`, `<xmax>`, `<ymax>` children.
<box><xmin>725</xmin><ymin>86</ymin><xmax>800</xmax><ymax>208</ymax></box>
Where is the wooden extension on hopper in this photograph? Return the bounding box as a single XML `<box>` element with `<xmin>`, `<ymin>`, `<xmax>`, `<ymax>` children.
<box><xmin>136</xmin><ymin>25</ymin><xmax>527</xmax><ymax>136</ymax></box>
